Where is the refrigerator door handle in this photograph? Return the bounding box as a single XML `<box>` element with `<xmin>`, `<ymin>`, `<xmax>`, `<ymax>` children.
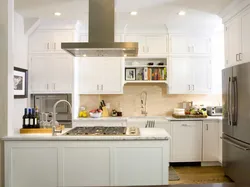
<box><xmin>233</xmin><ymin>77</ymin><xmax>238</xmax><ymax>126</ymax></box>
<box><xmin>227</xmin><ymin>77</ymin><xmax>232</xmax><ymax>126</ymax></box>
<box><xmin>221</xmin><ymin>137</ymin><xmax>250</xmax><ymax>151</ymax></box>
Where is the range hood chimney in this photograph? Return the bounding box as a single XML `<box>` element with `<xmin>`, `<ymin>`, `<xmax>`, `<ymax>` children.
<box><xmin>61</xmin><ymin>0</ymin><xmax>138</xmax><ymax>57</ymax></box>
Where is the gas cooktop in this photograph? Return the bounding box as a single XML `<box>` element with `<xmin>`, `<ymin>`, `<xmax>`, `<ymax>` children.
<box><xmin>63</xmin><ymin>126</ymin><xmax>140</xmax><ymax>136</ymax></box>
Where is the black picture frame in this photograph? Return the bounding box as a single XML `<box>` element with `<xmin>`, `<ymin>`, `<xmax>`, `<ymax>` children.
<box><xmin>125</xmin><ymin>68</ymin><xmax>136</xmax><ymax>81</ymax></box>
<box><xmin>14</xmin><ymin>67</ymin><xmax>28</xmax><ymax>99</ymax></box>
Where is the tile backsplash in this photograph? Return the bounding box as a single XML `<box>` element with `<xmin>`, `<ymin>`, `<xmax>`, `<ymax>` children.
<box><xmin>80</xmin><ymin>84</ymin><xmax>222</xmax><ymax>116</ymax></box>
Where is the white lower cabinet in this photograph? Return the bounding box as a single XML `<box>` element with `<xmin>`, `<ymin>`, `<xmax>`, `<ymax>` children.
<box><xmin>171</xmin><ymin>121</ymin><xmax>202</xmax><ymax>162</ymax></box>
<box><xmin>202</xmin><ymin>121</ymin><xmax>219</xmax><ymax>162</ymax></box>
<box><xmin>11</xmin><ymin>145</ymin><xmax>58</xmax><ymax>187</ymax></box>
<box><xmin>5</xmin><ymin>140</ymin><xmax>169</xmax><ymax>187</ymax></box>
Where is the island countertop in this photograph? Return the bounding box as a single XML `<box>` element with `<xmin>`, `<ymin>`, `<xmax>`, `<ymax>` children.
<box><xmin>2</xmin><ymin>128</ymin><xmax>171</xmax><ymax>141</ymax></box>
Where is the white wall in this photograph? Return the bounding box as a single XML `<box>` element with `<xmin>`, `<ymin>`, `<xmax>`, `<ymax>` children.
<box><xmin>0</xmin><ymin>0</ymin><xmax>14</xmax><ymax>185</ymax></box>
<box><xmin>13</xmin><ymin>12</ymin><xmax>28</xmax><ymax>132</ymax></box>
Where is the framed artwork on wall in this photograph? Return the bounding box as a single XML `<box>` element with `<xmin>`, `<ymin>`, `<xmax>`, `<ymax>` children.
<box><xmin>125</xmin><ymin>68</ymin><xmax>136</xmax><ymax>81</ymax></box>
<box><xmin>13</xmin><ymin>67</ymin><xmax>28</xmax><ymax>99</ymax></box>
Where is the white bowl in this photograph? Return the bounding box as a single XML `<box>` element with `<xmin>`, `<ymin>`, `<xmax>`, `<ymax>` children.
<box><xmin>89</xmin><ymin>112</ymin><xmax>102</xmax><ymax>118</ymax></box>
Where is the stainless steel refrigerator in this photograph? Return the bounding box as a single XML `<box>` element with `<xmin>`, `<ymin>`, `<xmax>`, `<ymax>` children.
<box><xmin>222</xmin><ymin>62</ymin><xmax>250</xmax><ymax>185</ymax></box>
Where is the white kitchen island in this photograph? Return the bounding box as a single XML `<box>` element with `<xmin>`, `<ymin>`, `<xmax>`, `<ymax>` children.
<box><xmin>3</xmin><ymin>128</ymin><xmax>170</xmax><ymax>187</ymax></box>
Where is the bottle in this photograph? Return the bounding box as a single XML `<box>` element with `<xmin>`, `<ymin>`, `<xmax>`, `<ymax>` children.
<box><xmin>27</xmin><ymin>108</ymin><xmax>31</xmax><ymax>128</ymax></box>
<box><xmin>29</xmin><ymin>108</ymin><xmax>35</xmax><ymax>128</ymax></box>
<box><xmin>22</xmin><ymin>108</ymin><xmax>29</xmax><ymax>129</ymax></box>
<box><xmin>35</xmin><ymin>107</ymin><xmax>40</xmax><ymax>128</ymax></box>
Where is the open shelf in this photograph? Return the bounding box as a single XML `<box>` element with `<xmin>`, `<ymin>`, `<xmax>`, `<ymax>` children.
<box><xmin>125</xmin><ymin>65</ymin><xmax>167</xmax><ymax>68</ymax></box>
<box><xmin>124</xmin><ymin>80</ymin><xmax>167</xmax><ymax>84</ymax></box>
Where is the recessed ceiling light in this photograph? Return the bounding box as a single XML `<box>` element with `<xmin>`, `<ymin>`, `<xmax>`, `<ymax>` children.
<box><xmin>178</xmin><ymin>11</ymin><xmax>186</xmax><ymax>16</ymax></box>
<box><xmin>54</xmin><ymin>12</ymin><xmax>62</xmax><ymax>16</ymax></box>
<box><xmin>130</xmin><ymin>11</ymin><xmax>138</xmax><ymax>16</ymax></box>
<box><xmin>82</xmin><ymin>54</ymin><xmax>87</xmax><ymax>57</ymax></box>
<box><xmin>124</xmin><ymin>54</ymin><xmax>127</xmax><ymax>57</ymax></box>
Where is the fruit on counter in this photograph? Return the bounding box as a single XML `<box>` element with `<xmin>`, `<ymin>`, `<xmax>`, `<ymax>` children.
<box><xmin>90</xmin><ymin>109</ymin><xmax>103</xmax><ymax>113</ymax></box>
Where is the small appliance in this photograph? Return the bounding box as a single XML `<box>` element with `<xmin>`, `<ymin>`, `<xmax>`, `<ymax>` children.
<box><xmin>207</xmin><ymin>106</ymin><xmax>223</xmax><ymax>116</ymax></box>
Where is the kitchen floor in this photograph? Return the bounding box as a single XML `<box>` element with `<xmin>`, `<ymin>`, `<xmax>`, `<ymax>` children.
<box><xmin>169</xmin><ymin>166</ymin><xmax>232</xmax><ymax>185</ymax></box>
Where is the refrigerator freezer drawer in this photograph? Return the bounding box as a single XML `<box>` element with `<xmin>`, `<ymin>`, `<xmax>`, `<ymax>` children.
<box><xmin>222</xmin><ymin>134</ymin><xmax>250</xmax><ymax>185</ymax></box>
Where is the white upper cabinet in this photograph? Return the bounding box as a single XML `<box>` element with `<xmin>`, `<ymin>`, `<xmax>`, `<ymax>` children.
<box><xmin>241</xmin><ymin>8</ymin><xmax>250</xmax><ymax>63</ymax></box>
<box><xmin>29</xmin><ymin>55</ymin><xmax>52</xmax><ymax>93</ymax></box>
<box><xmin>169</xmin><ymin>35</ymin><xmax>211</xmax><ymax>54</ymax></box>
<box><xmin>169</xmin><ymin>35</ymin><xmax>189</xmax><ymax>54</ymax></box>
<box><xmin>125</xmin><ymin>35</ymin><xmax>167</xmax><ymax>54</ymax></box>
<box><xmin>29</xmin><ymin>30</ymin><xmax>74</xmax><ymax>53</ymax></box>
<box><xmin>224</xmin><ymin>6</ymin><xmax>250</xmax><ymax>67</ymax></box>
<box><xmin>192</xmin><ymin>57</ymin><xmax>212</xmax><ymax>94</ymax></box>
<box><xmin>51</xmin><ymin>56</ymin><xmax>73</xmax><ymax>92</ymax></box>
<box><xmin>29</xmin><ymin>55</ymin><xmax>73</xmax><ymax>93</ymax></box>
<box><xmin>203</xmin><ymin>121</ymin><xmax>219</xmax><ymax>162</ymax></box>
<box><xmin>146</xmin><ymin>36</ymin><xmax>167</xmax><ymax>54</ymax></box>
<box><xmin>169</xmin><ymin>56</ymin><xmax>211</xmax><ymax>94</ymax></box>
<box><xmin>226</xmin><ymin>18</ymin><xmax>241</xmax><ymax>67</ymax></box>
<box><xmin>171</xmin><ymin>121</ymin><xmax>202</xmax><ymax>162</ymax></box>
<box><xmin>79</xmin><ymin>34</ymin><xmax>88</xmax><ymax>42</ymax></box>
<box><xmin>125</xmin><ymin>35</ymin><xmax>146</xmax><ymax>54</ymax></box>
<box><xmin>168</xmin><ymin>57</ymin><xmax>193</xmax><ymax>94</ymax></box>
<box><xmin>53</xmin><ymin>30</ymin><xmax>74</xmax><ymax>51</ymax></box>
<box><xmin>78</xmin><ymin>57</ymin><xmax>123</xmax><ymax>94</ymax></box>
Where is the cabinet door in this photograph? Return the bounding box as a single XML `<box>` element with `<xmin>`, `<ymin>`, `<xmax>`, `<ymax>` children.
<box><xmin>203</xmin><ymin>121</ymin><xmax>219</xmax><ymax>162</ymax></box>
<box><xmin>171</xmin><ymin>121</ymin><xmax>202</xmax><ymax>162</ymax></box>
<box><xmin>190</xmin><ymin>37</ymin><xmax>211</xmax><ymax>54</ymax></box>
<box><xmin>51</xmin><ymin>55</ymin><xmax>73</xmax><ymax>93</ymax></box>
<box><xmin>30</xmin><ymin>56</ymin><xmax>51</xmax><ymax>93</ymax></box>
<box><xmin>29</xmin><ymin>31</ymin><xmax>54</xmax><ymax>53</ymax></box>
<box><xmin>53</xmin><ymin>31</ymin><xmax>74</xmax><ymax>52</ymax></box>
<box><xmin>168</xmin><ymin>57</ymin><xmax>193</xmax><ymax>94</ymax></box>
<box><xmin>218</xmin><ymin>120</ymin><xmax>223</xmax><ymax>163</ymax></box>
<box><xmin>241</xmin><ymin>8</ymin><xmax>250</xmax><ymax>63</ymax></box>
<box><xmin>11</xmin><ymin>146</ymin><xmax>58</xmax><ymax>187</ymax></box>
<box><xmin>79</xmin><ymin>35</ymin><xmax>88</xmax><ymax>42</ymax></box>
<box><xmin>125</xmin><ymin>35</ymin><xmax>146</xmax><ymax>54</ymax></box>
<box><xmin>115</xmin><ymin>35</ymin><xmax>122</xmax><ymax>42</ymax></box>
<box><xmin>78</xmin><ymin>58</ymin><xmax>101</xmax><ymax>94</ymax></box>
<box><xmin>227</xmin><ymin>18</ymin><xmax>241</xmax><ymax>66</ymax></box>
<box><xmin>146</xmin><ymin>36</ymin><xmax>167</xmax><ymax>54</ymax></box>
<box><xmin>169</xmin><ymin>35</ymin><xmax>189</xmax><ymax>54</ymax></box>
<box><xmin>224</xmin><ymin>26</ymin><xmax>230</xmax><ymax>67</ymax></box>
<box><xmin>101</xmin><ymin>58</ymin><xmax>123</xmax><ymax>94</ymax></box>
<box><xmin>191</xmin><ymin>57</ymin><xmax>212</xmax><ymax>94</ymax></box>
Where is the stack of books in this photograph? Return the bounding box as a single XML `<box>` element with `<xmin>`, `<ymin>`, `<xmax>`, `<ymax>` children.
<box><xmin>136</xmin><ymin>67</ymin><xmax>167</xmax><ymax>81</ymax></box>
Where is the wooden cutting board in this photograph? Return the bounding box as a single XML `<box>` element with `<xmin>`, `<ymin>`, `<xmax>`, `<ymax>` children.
<box><xmin>20</xmin><ymin>125</ymin><xmax>65</xmax><ymax>134</ymax></box>
<box><xmin>172</xmin><ymin>114</ymin><xmax>207</xmax><ymax>118</ymax></box>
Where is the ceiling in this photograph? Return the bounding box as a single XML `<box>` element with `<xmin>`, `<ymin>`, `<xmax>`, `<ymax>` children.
<box><xmin>14</xmin><ymin>0</ymin><xmax>233</xmax><ymax>31</ymax></box>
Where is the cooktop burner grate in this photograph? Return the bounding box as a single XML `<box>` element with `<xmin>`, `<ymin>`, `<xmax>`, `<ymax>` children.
<box><xmin>64</xmin><ymin>126</ymin><xmax>127</xmax><ymax>136</ymax></box>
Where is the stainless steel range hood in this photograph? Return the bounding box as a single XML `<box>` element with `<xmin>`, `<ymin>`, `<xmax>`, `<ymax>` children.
<box><xmin>61</xmin><ymin>0</ymin><xmax>138</xmax><ymax>57</ymax></box>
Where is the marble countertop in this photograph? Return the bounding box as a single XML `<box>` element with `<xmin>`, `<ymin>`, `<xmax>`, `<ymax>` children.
<box><xmin>2</xmin><ymin>128</ymin><xmax>171</xmax><ymax>141</ymax></box>
<box><xmin>75</xmin><ymin>116</ymin><xmax>222</xmax><ymax>121</ymax></box>
<box><xmin>166</xmin><ymin>116</ymin><xmax>223</xmax><ymax>121</ymax></box>
<box><xmin>74</xmin><ymin>117</ymin><xmax>128</xmax><ymax>121</ymax></box>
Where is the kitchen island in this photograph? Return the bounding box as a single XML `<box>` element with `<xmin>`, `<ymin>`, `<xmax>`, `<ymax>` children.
<box><xmin>3</xmin><ymin>128</ymin><xmax>170</xmax><ymax>187</ymax></box>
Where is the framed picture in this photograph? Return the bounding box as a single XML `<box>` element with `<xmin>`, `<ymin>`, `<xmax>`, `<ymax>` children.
<box><xmin>125</xmin><ymin>68</ymin><xmax>136</xmax><ymax>81</ymax></box>
<box><xmin>13</xmin><ymin>67</ymin><xmax>28</xmax><ymax>99</ymax></box>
